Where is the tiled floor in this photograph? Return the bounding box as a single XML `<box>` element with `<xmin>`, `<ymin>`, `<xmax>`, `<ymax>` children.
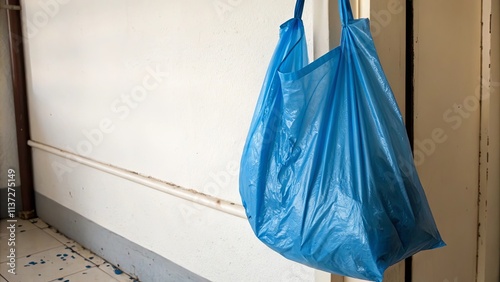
<box><xmin>0</xmin><ymin>218</ymin><xmax>139</xmax><ymax>282</ymax></box>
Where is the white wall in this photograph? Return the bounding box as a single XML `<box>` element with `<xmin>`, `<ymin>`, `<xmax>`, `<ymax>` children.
<box><xmin>0</xmin><ymin>9</ymin><xmax>20</xmax><ymax>188</ymax></box>
<box><xmin>22</xmin><ymin>0</ymin><xmax>318</xmax><ymax>281</ymax></box>
<box><xmin>23</xmin><ymin>0</ymin><xmax>316</xmax><ymax>205</ymax></box>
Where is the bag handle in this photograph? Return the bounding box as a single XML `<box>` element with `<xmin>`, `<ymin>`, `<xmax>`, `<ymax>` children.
<box><xmin>339</xmin><ymin>0</ymin><xmax>354</xmax><ymax>24</ymax></box>
<box><xmin>294</xmin><ymin>0</ymin><xmax>353</xmax><ymax>25</ymax></box>
<box><xmin>294</xmin><ymin>0</ymin><xmax>305</xmax><ymax>19</ymax></box>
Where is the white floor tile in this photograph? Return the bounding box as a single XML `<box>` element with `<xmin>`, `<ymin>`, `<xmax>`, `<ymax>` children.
<box><xmin>0</xmin><ymin>228</ymin><xmax>62</xmax><ymax>263</ymax></box>
<box><xmin>0</xmin><ymin>245</ymin><xmax>92</xmax><ymax>282</ymax></box>
<box><xmin>0</xmin><ymin>218</ymin><xmax>138</xmax><ymax>281</ymax></box>
<box><xmin>42</xmin><ymin>227</ymin><xmax>106</xmax><ymax>266</ymax></box>
<box><xmin>66</xmin><ymin>244</ymin><xmax>106</xmax><ymax>267</ymax></box>
<box><xmin>49</xmin><ymin>266</ymin><xmax>119</xmax><ymax>282</ymax></box>
<box><xmin>0</xmin><ymin>219</ymin><xmax>38</xmax><ymax>237</ymax></box>
<box><xmin>42</xmin><ymin>227</ymin><xmax>76</xmax><ymax>246</ymax></box>
<box><xmin>29</xmin><ymin>218</ymin><xmax>49</xmax><ymax>229</ymax></box>
<box><xmin>99</xmin><ymin>263</ymin><xmax>137</xmax><ymax>282</ymax></box>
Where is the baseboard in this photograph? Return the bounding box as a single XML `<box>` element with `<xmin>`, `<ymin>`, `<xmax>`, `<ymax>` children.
<box><xmin>35</xmin><ymin>192</ymin><xmax>208</xmax><ymax>282</ymax></box>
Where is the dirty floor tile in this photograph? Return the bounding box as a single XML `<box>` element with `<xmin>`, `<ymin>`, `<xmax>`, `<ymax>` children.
<box><xmin>29</xmin><ymin>218</ymin><xmax>49</xmax><ymax>229</ymax></box>
<box><xmin>42</xmin><ymin>227</ymin><xmax>105</xmax><ymax>266</ymax></box>
<box><xmin>42</xmin><ymin>227</ymin><xmax>76</xmax><ymax>246</ymax></box>
<box><xmin>66</xmin><ymin>244</ymin><xmax>106</xmax><ymax>267</ymax></box>
<box><xmin>49</xmin><ymin>266</ymin><xmax>119</xmax><ymax>282</ymax></box>
<box><xmin>0</xmin><ymin>228</ymin><xmax>62</xmax><ymax>263</ymax></box>
<box><xmin>0</xmin><ymin>245</ymin><xmax>89</xmax><ymax>282</ymax></box>
<box><xmin>0</xmin><ymin>218</ymin><xmax>139</xmax><ymax>282</ymax></box>
<box><xmin>0</xmin><ymin>219</ymin><xmax>37</xmax><ymax>237</ymax></box>
<box><xmin>99</xmin><ymin>263</ymin><xmax>138</xmax><ymax>282</ymax></box>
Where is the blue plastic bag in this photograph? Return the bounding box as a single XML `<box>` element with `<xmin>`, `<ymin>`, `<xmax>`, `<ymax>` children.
<box><xmin>239</xmin><ymin>0</ymin><xmax>445</xmax><ymax>281</ymax></box>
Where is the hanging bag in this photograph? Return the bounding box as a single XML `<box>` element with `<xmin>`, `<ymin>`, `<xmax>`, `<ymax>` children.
<box><xmin>239</xmin><ymin>0</ymin><xmax>445</xmax><ymax>281</ymax></box>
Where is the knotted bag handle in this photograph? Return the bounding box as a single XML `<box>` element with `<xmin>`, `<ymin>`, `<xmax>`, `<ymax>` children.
<box><xmin>294</xmin><ymin>0</ymin><xmax>354</xmax><ymax>25</ymax></box>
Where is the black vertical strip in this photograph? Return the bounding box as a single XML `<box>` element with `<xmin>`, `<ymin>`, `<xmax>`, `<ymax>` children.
<box><xmin>405</xmin><ymin>0</ymin><xmax>414</xmax><ymax>282</ymax></box>
<box><xmin>6</xmin><ymin>0</ymin><xmax>37</xmax><ymax>219</ymax></box>
<box><xmin>405</xmin><ymin>0</ymin><xmax>414</xmax><ymax>148</ymax></box>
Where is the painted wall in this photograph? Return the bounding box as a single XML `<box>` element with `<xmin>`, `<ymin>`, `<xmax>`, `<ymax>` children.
<box><xmin>413</xmin><ymin>1</ymin><xmax>481</xmax><ymax>281</ymax></box>
<box><xmin>486</xmin><ymin>0</ymin><xmax>500</xmax><ymax>276</ymax></box>
<box><xmin>22</xmin><ymin>0</ymin><xmax>318</xmax><ymax>281</ymax></box>
<box><xmin>488</xmin><ymin>2</ymin><xmax>500</xmax><ymax>279</ymax></box>
<box><xmin>0</xmin><ymin>10</ymin><xmax>20</xmax><ymax>196</ymax></box>
<box><xmin>479</xmin><ymin>0</ymin><xmax>500</xmax><ymax>280</ymax></box>
<box><xmin>339</xmin><ymin>1</ymin><xmax>498</xmax><ymax>281</ymax></box>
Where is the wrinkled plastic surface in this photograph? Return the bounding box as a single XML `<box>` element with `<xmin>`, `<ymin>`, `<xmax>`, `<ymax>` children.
<box><xmin>239</xmin><ymin>0</ymin><xmax>445</xmax><ymax>281</ymax></box>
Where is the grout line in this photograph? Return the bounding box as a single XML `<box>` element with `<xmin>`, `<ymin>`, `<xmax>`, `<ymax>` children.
<box><xmin>39</xmin><ymin>227</ymin><xmax>105</xmax><ymax>267</ymax></box>
<box><xmin>55</xmin><ymin>266</ymin><xmax>120</xmax><ymax>282</ymax></box>
<box><xmin>47</xmin><ymin>263</ymin><xmax>106</xmax><ymax>282</ymax></box>
<box><xmin>14</xmin><ymin>244</ymin><xmax>64</xmax><ymax>261</ymax></box>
